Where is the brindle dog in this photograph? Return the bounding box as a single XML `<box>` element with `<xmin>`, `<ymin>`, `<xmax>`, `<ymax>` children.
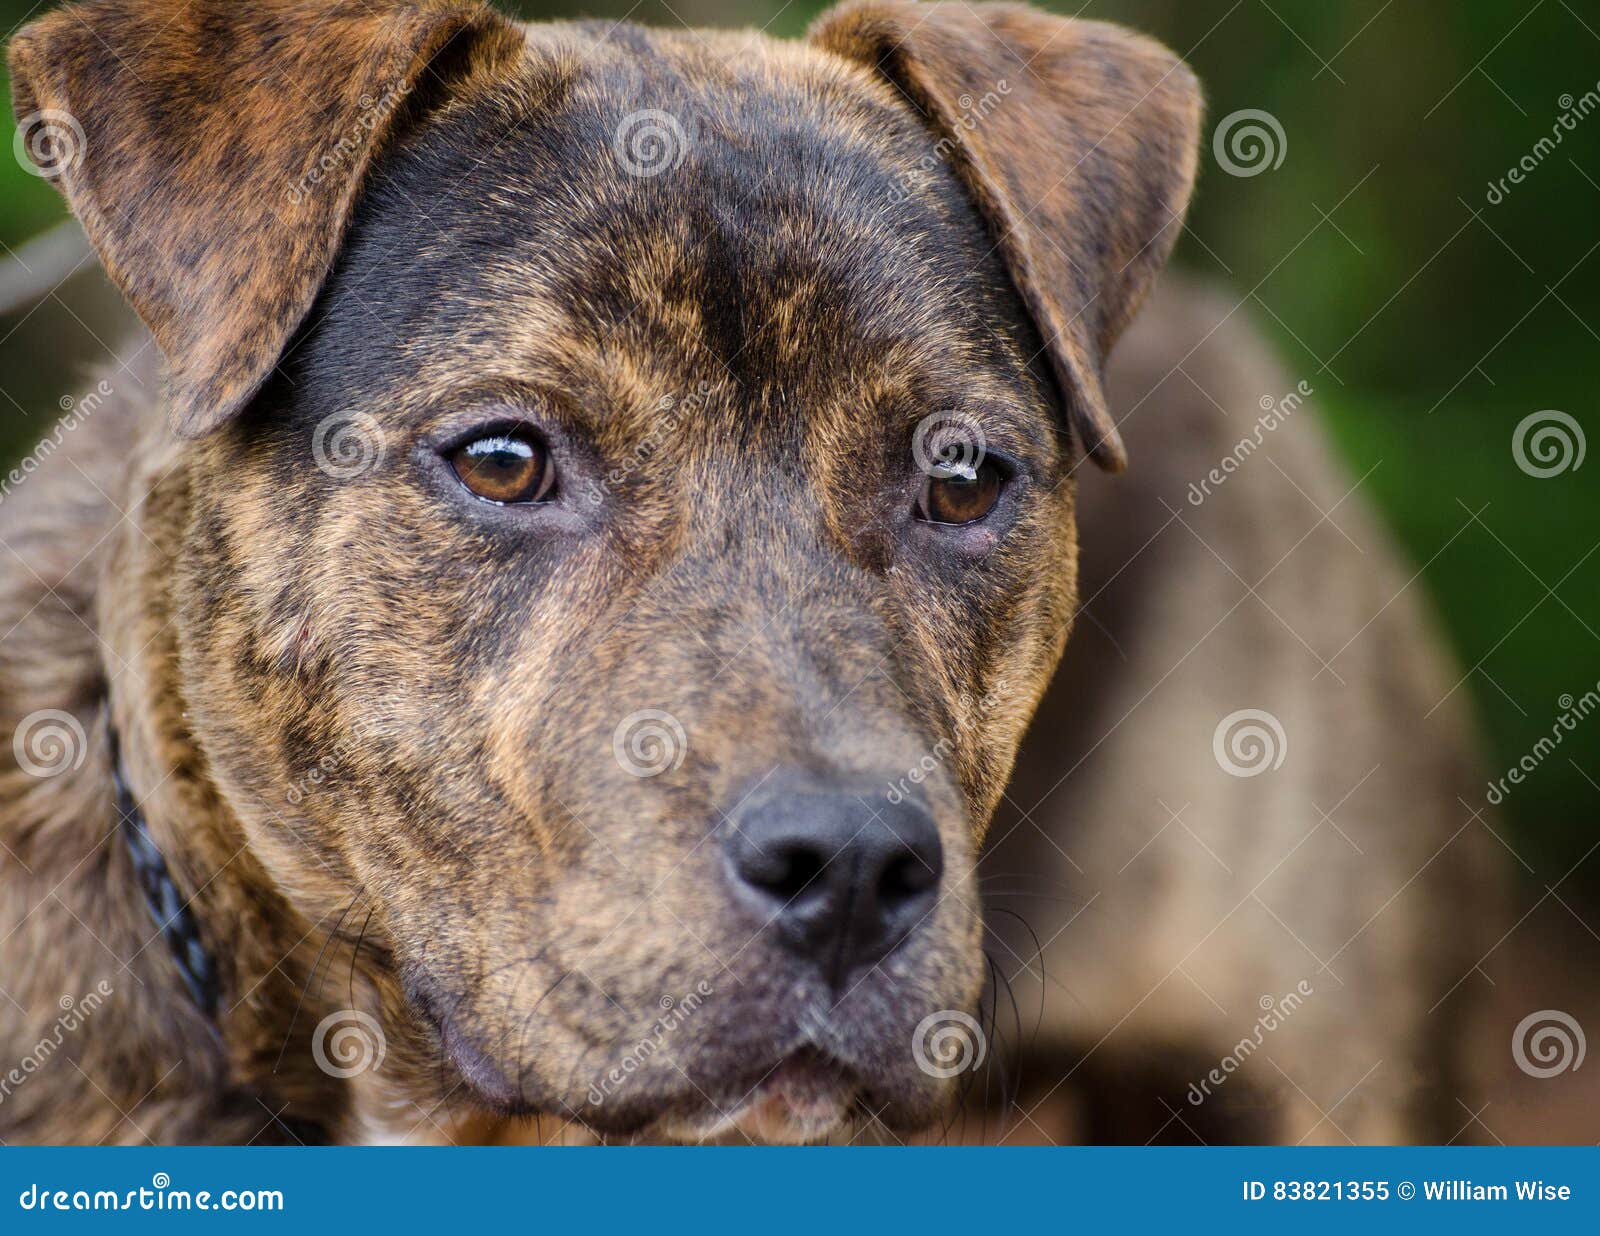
<box><xmin>0</xmin><ymin>0</ymin><xmax>1204</xmax><ymax>1143</ymax></box>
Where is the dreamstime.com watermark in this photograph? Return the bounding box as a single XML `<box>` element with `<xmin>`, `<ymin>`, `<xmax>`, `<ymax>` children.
<box><xmin>0</xmin><ymin>380</ymin><xmax>114</xmax><ymax>506</ymax></box>
<box><xmin>1484</xmin><ymin>681</ymin><xmax>1600</xmax><ymax>805</ymax></box>
<box><xmin>583</xmin><ymin>382</ymin><xmax>715</xmax><ymax>505</ymax></box>
<box><xmin>1485</xmin><ymin>81</ymin><xmax>1600</xmax><ymax>205</ymax></box>
<box><xmin>887</xmin><ymin>81</ymin><xmax>1012</xmax><ymax>204</ymax></box>
<box><xmin>586</xmin><ymin>981</ymin><xmax>715</xmax><ymax>1106</ymax></box>
<box><xmin>884</xmin><ymin>687</ymin><xmax>1002</xmax><ymax>805</ymax></box>
<box><xmin>283</xmin><ymin>702</ymin><xmax>411</xmax><ymax>805</ymax></box>
<box><xmin>885</xmin><ymin>735</ymin><xmax>954</xmax><ymax>806</ymax></box>
<box><xmin>286</xmin><ymin>79</ymin><xmax>411</xmax><ymax>206</ymax></box>
<box><xmin>1187</xmin><ymin>381</ymin><xmax>1313</xmax><ymax>506</ymax></box>
<box><xmin>18</xmin><ymin>1173</ymin><xmax>283</xmax><ymax>1213</ymax></box>
<box><xmin>0</xmin><ymin>980</ymin><xmax>113</xmax><ymax>1108</ymax></box>
<box><xmin>1187</xmin><ymin>980</ymin><xmax>1314</xmax><ymax>1105</ymax></box>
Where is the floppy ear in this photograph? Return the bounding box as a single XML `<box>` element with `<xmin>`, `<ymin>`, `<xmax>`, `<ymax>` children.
<box><xmin>811</xmin><ymin>0</ymin><xmax>1202</xmax><ymax>472</ymax></box>
<box><xmin>7</xmin><ymin>0</ymin><xmax>523</xmax><ymax>437</ymax></box>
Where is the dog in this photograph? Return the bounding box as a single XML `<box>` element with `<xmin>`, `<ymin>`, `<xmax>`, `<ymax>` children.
<box><xmin>0</xmin><ymin>0</ymin><xmax>1500</xmax><ymax>1145</ymax></box>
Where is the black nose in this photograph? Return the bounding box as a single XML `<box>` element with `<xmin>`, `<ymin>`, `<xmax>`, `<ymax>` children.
<box><xmin>722</xmin><ymin>775</ymin><xmax>944</xmax><ymax>985</ymax></box>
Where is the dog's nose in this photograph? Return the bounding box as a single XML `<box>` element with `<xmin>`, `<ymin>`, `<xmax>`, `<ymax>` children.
<box><xmin>722</xmin><ymin>777</ymin><xmax>943</xmax><ymax>984</ymax></box>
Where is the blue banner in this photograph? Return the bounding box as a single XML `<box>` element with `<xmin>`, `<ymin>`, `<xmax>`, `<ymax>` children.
<box><xmin>1</xmin><ymin>1147</ymin><xmax>1593</xmax><ymax>1232</ymax></box>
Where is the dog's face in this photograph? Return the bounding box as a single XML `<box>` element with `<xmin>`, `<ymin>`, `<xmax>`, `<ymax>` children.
<box><xmin>12</xmin><ymin>0</ymin><xmax>1197</xmax><ymax>1140</ymax></box>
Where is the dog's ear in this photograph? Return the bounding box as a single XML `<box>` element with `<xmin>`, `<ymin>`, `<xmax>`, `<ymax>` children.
<box><xmin>7</xmin><ymin>0</ymin><xmax>523</xmax><ymax>437</ymax></box>
<box><xmin>811</xmin><ymin>0</ymin><xmax>1201</xmax><ymax>472</ymax></box>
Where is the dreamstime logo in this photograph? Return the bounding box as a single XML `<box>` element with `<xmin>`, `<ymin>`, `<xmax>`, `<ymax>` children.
<box><xmin>286</xmin><ymin>78</ymin><xmax>411</xmax><ymax>206</ymax></box>
<box><xmin>612</xmin><ymin>710</ymin><xmax>687</xmax><ymax>778</ymax></box>
<box><xmin>911</xmin><ymin>1009</ymin><xmax>986</xmax><ymax>1078</ymax></box>
<box><xmin>1485</xmin><ymin>682</ymin><xmax>1600</xmax><ymax>805</ymax></box>
<box><xmin>311</xmin><ymin>1009</ymin><xmax>386</xmax><ymax>1078</ymax></box>
<box><xmin>584</xmin><ymin>381</ymin><xmax>715</xmax><ymax>506</ymax></box>
<box><xmin>58</xmin><ymin>381</ymin><xmax>115</xmax><ymax>417</ymax></box>
<box><xmin>312</xmin><ymin>410</ymin><xmax>385</xmax><ymax>481</ymax></box>
<box><xmin>1486</xmin><ymin>80</ymin><xmax>1600</xmax><ymax>204</ymax></box>
<box><xmin>1186</xmin><ymin>380</ymin><xmax>1313</xmax><ymax>506</ymax></box>
<box><xmin>885</xmin><ymin>735</ymin><xmax>954</xmax><ymax>806</ymax></box>
<box><xmin>1512</xmin><ymin>1009</ymin><xmax>1585</xmax><ymax>1078</ymax></box>
<box><xmin>586</xmin><ymin>980</ymin><xmax>714</xmax><ymax>1106</ymax></box>
<box><xmin>912</xmin><ymin>411</ymin><xmax>988</xmax><ymax>478</ymax></box>
<box><xmin>1188</xmin><ymin>981</ymin><xmax>1313</xmax><ymax>1105</ymax></box>
<box><xmin>1212</xmin><ymin>709</ymin><xmax>1287</xmax><ymax>777</ymax></box>
<box><xmin>13</xmin><ymin>109</ymin><xmax>85</xmax><ymax>178</ymax></box>
<box><xmin>612</xmin><ymin>110</ymin><xmax>690</xmax><ymax>177</ymax></box>
<box><xmin>12</xmin><ymin>710</ymin><xmax>87</xmax><ymax>778</ymax></box>
<box><xmin>1212</xmin><ymin>109</ymin><xmax>1287</xmax><ymax>177</ymax></box>
<box><xmin>0</xmin><ymin>381</ymin><xmax>114</xmax><ymax>508</ymax></box>
<box><xmin>886</xmin><ymin>688</ymin><xmax>1003</xmax><ymax>804</ymax></box>
<box><xmin>0</xmin><ymin>979</ymin><xmax>113</xmax><ymax>1108</ymax></box>
<box><xmin>1512</xmin><ymin>410</ymin><xmax>1585</xmax><ymax>478</ymax></box>
<box><xmin>886</xmin><ymin>79</ymin><xmax>1012</xmax><ymax>203</ymax></box>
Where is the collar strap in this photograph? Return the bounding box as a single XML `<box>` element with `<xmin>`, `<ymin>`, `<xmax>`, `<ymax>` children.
<box><xmin>112</xmin><ymin>732</ymin><xmax>220</xmax><ymax>1018</ymax></box>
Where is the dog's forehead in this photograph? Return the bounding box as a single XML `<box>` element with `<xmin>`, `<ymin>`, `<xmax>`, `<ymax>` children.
<box><xmin>311</xmin><ymin>21</ymin><xmax>1040</xmax><ymax>433</ymax></box>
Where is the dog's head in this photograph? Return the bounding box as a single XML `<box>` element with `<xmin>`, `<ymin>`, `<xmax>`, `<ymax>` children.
<box><xmin>11</xmin><ymin>0</ymin><xmax>1197</xmax><ymax>1140</ymax></box>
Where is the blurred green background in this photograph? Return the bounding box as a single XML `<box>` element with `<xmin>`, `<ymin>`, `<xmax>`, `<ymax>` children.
<box><xmin>3</xmin><ymin>1</ymin><xmax>1596</xmax><ymax>891</ymax></box>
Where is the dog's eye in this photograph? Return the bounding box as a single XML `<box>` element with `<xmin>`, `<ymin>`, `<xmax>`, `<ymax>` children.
<box><xmin>448</xmin><ymin>432</ymin><xmax>555</xmax><ymax>504</ymax></box>
<box><xmin>916</xmin><ymin>460</ymin><xmax>1003</xmax><ymax>525</ymax></box>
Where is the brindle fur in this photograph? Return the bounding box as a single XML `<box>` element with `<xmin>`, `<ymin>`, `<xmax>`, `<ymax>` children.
<box><xmin>0</xmin><ymin>0</ymin><xmax>1493</xmax><ymax>1145</ymax></box>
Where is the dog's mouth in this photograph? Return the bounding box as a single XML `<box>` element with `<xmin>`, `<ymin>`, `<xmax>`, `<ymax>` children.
<box><xmin>649</xmin><ymin>1049</ymin><xmax>860</xmax><ymax>1145</ymax></box>
<box><xmin>425</xmin><ymin>992</ymin><xmax>872</xmax><ymax>1142</ymax></box>
<box><xmin>411</xmin><ymin>943</ymin><xmax>973</xmax><ymax>1142</ymax></box>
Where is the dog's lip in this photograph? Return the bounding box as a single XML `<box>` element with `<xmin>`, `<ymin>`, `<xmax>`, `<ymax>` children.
<box><xmin>656</xmin><ymin>1049</ymin><xmax>858</xmax><ymax>1144</ymax></box>
<box><xmin>438</xmin><ymin>1019</ymin><xmax>525</xmax><ymax>1112</ymax></box>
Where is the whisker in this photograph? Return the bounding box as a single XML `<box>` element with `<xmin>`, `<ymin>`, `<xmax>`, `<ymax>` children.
<box><xmin>987</xmin><ymin>906</ymin><xmax>1048</xmax><ymax>1045</ymax></box>
<box><xmin>346</xmin><ymin>905</ymin><xmax>374</xmax><ymax>1012</ymax></box>
<box><xmin>272</xmin><ymin>884</ymin><xmax>365</xmax><ymax>1075</ymax></box>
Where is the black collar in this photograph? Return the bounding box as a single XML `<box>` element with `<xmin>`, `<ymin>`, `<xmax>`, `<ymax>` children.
<box><xmin>112</xmin><ymin>731</ymin><xmax>220</xmax><ymax>1018</ymax></box>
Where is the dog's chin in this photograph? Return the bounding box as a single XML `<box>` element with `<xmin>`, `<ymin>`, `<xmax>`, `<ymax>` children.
<box><xmin>431</xmin><ymin>1008</ymin><xmax>863</xmax><ymax>1141</ymax></box>
<box><xmin>651</xmin><ymin>1052</ymin><xmax>859</xmax><ymax>1145</ymax></box>
<box><xmin>420</xmin><ymin>970</ymin><xmax>970</xmax><ymax>1141</ymax></box>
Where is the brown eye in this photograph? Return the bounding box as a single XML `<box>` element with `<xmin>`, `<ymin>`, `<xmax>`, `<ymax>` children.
<box><xmin>448</xmin><ymin>433</ymin><xmax>555</xmax><ymax>504</ymax></box>
<box><xmin>917</xmin><ymin>460</ymin><xmax>1003</xmax><ymax>525</ymax></box>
